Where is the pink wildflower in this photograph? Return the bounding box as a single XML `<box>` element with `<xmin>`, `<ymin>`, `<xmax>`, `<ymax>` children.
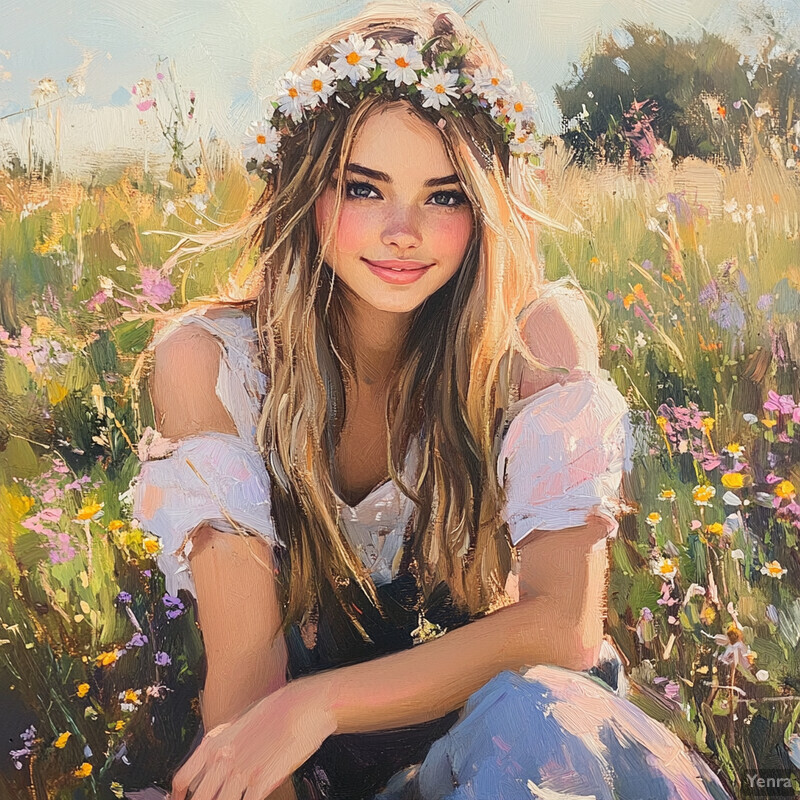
<box><xmin>137</xmin><ymin>268</ymin><xmax>176</xmax><ymax>307</ymax></box>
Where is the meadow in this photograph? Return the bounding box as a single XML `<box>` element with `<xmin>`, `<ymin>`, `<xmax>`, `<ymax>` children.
<box><xmin>0</xmin><ymin>138</ymin><xmax>799</xmax><ymax>797</ymax></box>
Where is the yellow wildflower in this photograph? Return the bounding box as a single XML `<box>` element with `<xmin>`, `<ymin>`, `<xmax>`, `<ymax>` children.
<box><xmin>721</xmin><ymin>472</ymin><xmax>745</xmax><ymax>489</ymax></box>
<box><xmin>54</xmin><ymin>731</ymin><xmax>71</xmax><ymax>749</ymax></box>
<box><xmin>107</xmin><ymin>519</ymin><xmax>125</xmax><ymax>532</ymax></box>
<box><xmin>110</xmin><ymin>782</ymin><xmax>125</xmax><ymax>799</ymax></box>
<box><xmin>122</xmin><ymin>689</ymin><xmax>141</xmax><ymax>705</ymax></box>
<box><xmin>9</xmin><ymin>494</ymin><xmax>35</xmax><ymax>520</ymax></box>
<box><xmin>96</xmin><ymin>650</ymin><xmax>118</xmax><ymax>667</ymax></box>
<box><xmin>705</xmin><ymin>523</ymin><xmax>724</xmax><ymax>536</ymax></box>
<box><xmin>656</xmin><ymin>416</ymin><xmax>668</xmax><ymax>432</ymax></box>
<box><xmin>76</xmin><ymin>682</ymin><xmax>90</xmax><ymax>698</ymax></box>
<box><xmin>700</xmin><ymin>606</ymin><xmax>716</xmax><ymax>626</ymax></box>
<box><xmin>74</xmin><ymin>762</ymin><xmax>93</xmax><ymax>778</ymax></box>
<box><xmin>761</xmin><ymin>560</ymin><xmax>787</xmax><ymax>579</ymax></box>
<box><xmin>762</xmin><ymin>418</ymin><xmax>777</xmax><ymax>429</ymax></box>
<box><xmin>692</xmin><ymin>484</ymin><xmax>716</xmax><ymax>506</ymax></box>
<box><xmin>775</xmin><ymin>480</ymin><xmax>796</xmax><ymax>499</ymax></box>
<box><xmin>658</xmin><ymin>489</ymin><xmax>676</xmax><ymax>501</ymax></box>
<box><xmin>653</xmin><ymin>557</ymin><xmax>679</xmax><ymax>580</ymax></box>
<box><xmin>724</xmin><ymin>442</ymin><xmax>744</xmax><ymax>458</ymax></box>
<box><xmin>114</xmin><ymin>720</ymin><xmax>125</xmax><ymax>731</ymax></box>
<box><xmin>701</xmin><ymin>417</ymin><xmax>715</xmax><ymax>432</ymax></box>
<box><xmin>75</xmin><ymin>501</ymin><xmax>104</xmax><ymax>521</ymax></box>
<box><xmin>645</xmin><ymin>512</ymin><xmax>662</xmax><ymax>527</ymax></box>
<box><xmin>142</xmin><ymin>537</ymin><xmax>161</xmax><ymax>554</ymax></box>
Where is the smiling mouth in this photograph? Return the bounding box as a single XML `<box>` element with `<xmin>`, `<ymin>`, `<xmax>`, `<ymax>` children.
<box><xmin>362</xmin><ymin>258</ymin><xmax>434</xmax><ymax>272</ymax></box>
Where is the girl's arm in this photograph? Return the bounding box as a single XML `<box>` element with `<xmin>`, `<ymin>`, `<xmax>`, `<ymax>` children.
<box><xmin>171</xmin><ymin>516</ymin><xmax>610</xmax><ymax>800</ymax></box>
<box><xmin>288</xmin><ymin>515</ymin><xmax>610</xmax><ymax>734</ymax></box>
<box><xmin>151</xmin><ymin>325</ymin><xmax>298</xmax><ymax>800</ymax></box>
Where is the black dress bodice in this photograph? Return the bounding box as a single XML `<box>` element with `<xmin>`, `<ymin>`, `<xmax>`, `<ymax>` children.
<box><xmin>280</xmin><ymin>548</ymin><xmax>472</xmax><ymax>800</ymax></box>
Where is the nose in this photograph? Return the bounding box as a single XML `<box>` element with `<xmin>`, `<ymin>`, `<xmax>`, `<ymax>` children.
<box><xmin>380</xmin><ymin>205</ymin><xmax>422</xmax><ymax>253</ymax></box>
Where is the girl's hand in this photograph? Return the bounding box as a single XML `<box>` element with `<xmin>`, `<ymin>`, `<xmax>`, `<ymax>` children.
<box><xmin>170</xmin><ymin>679</ymin><xmax>335</xmax><ymax>800</ymax></box>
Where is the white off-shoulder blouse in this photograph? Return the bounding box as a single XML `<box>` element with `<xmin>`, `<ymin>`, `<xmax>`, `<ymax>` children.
<box><xmin>132</xmin><ymin>293</ymin><xmax>630</xmax><ymax>598</ymax></box>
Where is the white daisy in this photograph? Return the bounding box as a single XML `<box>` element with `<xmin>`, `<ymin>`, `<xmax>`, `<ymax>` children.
<box><xmin>471</xmin><ymin>64</ymin><xmax>514</xmax><ymax>104</ymax></box>
<box><xmin>330</xmin><ymin>33</ymin><xmax>379</xmax><ymax>85</ymax></box>
<box><xmin>275</xmin><ymin>71</ymin><xmax>306</xmax><ymax>123</ymax></box>
<box><xmin>377</xmin><ymin>41</ymin><xmax>425</xmax><ymax>87</ymax></box>
<box><xmin>417</xmin><ymin>70</ymin><xmax>460</xmax><ymax>110</ymax></box>
<box><xmin>242</xmin><ymin>119</ymin><xmax>280</xmax><ymax>163</ymax></box>
<box><xmin>503</xmin><ymin>83</ymin><xmax>537</xmax><ymax>126</ymax></box>
<box><xmin>509</xmin><ymin>130</ymin><xmax>541</xmax><ymax>156</ymax></box>
<box><xmin>300</xmin><ymin>61</ymin><xmax>336</xmax><ymax>108</ymax></box>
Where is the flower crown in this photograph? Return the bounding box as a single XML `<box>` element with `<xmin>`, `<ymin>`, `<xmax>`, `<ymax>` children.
<box><xmin>242</xmin><ymin>31</ymin><xmax>541</xmax><ymax>177</ymax></box>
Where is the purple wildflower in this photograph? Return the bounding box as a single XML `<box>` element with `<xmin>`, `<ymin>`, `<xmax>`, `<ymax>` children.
<box><xmin>698</xmin><ymin>280</ymin><xmax>720</xmax><ymax>306</ymax></box>
<box><xmin>126</xmin><ymin>632</ymin><xmax>148</xmax><ymax>648</ymax></box>
<box><xmin>116</xmin><ymin>591</ymin><xmax>132</xmax><ymax>605</ymax></box>
<box><xmin>709</xmin><ymin>297</ymin><xmax>745</xmax><ymax>332</ymax></box>
<box><xmin>162</xmin><ymin>594</ymin><xmax>185</xmax><ymax>619</ymax></box>
<box><xmin>154</xmin><ymin>651</ymin><xmax>172</xmax><ymax>666</ymax></box>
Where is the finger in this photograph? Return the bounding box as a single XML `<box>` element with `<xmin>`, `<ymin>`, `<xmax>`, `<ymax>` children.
<box><xmin>185</xmin><ymin>767</ymin><xmax>227</xmax><ymax>800</ymax></box>
<box><xmin>171</xmin><ymin>751</ymin><xmax>205</xmax><ymax>800</ymax></box>
<box><xmin>213</xmin><ymin>771</ymin><xmax>247</xmax><ymax>800</ymax></box>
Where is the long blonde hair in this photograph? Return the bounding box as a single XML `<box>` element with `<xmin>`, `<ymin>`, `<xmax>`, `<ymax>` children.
<box><xmin>162</xmin><ymin>1</ymin><xmax>549</xmax><ymax>630</ymax></box>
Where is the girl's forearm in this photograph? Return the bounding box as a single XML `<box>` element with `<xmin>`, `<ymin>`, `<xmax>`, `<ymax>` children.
<box><xmin>285</xmin><ymin>592</ymin><xmax>601</xmax><ymax>736</ymax></box>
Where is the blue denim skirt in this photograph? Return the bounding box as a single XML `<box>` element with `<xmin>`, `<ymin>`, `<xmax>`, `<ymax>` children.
<box><xmin>375</xmin><ymin>652</ymin><xmax>731</xmax><ymax>800</ymax></box>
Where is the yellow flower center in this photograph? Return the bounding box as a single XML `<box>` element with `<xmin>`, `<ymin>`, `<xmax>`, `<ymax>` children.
<box><xmin>491</xmin><ymin>77</ymin><xmax>499</xmax><ymax>85</ymax></box>
<box><xmin>434</xmin><ymin>83</ymin><xmax>446</xmax><ymax>94</ymax></box>
<box><xmin>514</xmin><ymin>101</ymin><xmax>524</xmax><ymax>112</ymax></box>
<box><xmin>395</xmin><ymin>57</ymin><xmax>409</xmax><ymax>68</ymax></box>
<box><xmin>659</xmin><ymin>560</ymin><xmax>677</xmax><ymax>574</ymax></box>
<box><xmin>256</xmin><ymin>134</ymin><xmax>266</xmax><ymax>144</ymax></box>
<box><xmin>288</xmin><ymin>87</ymin><xmax>298</xmax><ymax>98</ymax></box>
<box><xmin>346</xmin><ymin>51</ymin><xmax>361</xmax><ymax>65</ymax></box>
<box><xmin>765</xmin><ymin>561</ymin><xmax>784</xmax><ymax>576</ymax></box>
<box><xmin>311</xmin><ymin>78</ymin><xmax>323</xmax><ymax>92</ymax></box>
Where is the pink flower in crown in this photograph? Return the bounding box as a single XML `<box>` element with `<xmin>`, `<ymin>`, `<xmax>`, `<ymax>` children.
<box><xmin>330</xmin><ymin>33</ymin><xmax>379</xmax><ymax>85</ymax></box>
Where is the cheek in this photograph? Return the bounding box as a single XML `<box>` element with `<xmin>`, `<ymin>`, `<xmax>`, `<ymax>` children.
<box><xmin>335</xmin><ymin>205</ymin><xmax>376</xmax><ymax>256</ymax></box>
<box><xmin>315</xmin><ymin>193</ymin><xmax>374</xmax><ymax>261</ymax></box>
<box><xmin>427</xmin><ymin>211</ymin><xmax>472</xmax><ymax>265</ymax></box>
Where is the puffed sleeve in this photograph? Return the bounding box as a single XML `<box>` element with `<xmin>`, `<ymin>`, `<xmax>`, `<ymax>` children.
<box><xmin>133</xmin><ymin>432</ymin><xmax>284</xmax><ymax>598</ymax></box>
<box><xmin>130</xmin><ymin>307</ymin><xmax>282</xmax><ymax>598</ymax></box>
<box><xmin>497</xmin><ymin>372</ymin><xmax>630</xmax><ymax>546</ymax></box>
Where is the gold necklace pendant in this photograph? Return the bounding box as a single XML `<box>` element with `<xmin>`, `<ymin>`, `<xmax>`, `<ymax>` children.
<box><xmin>410</xmin><ymin>611</ymin><xmax>447</xmax><ymax>645</ymax></box>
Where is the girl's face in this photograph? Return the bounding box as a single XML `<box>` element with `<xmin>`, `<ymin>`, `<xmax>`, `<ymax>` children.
<box><xmin>314</xmin><ymin>102</ymin><xmax>474</xmax><ymax>315</ymax></box>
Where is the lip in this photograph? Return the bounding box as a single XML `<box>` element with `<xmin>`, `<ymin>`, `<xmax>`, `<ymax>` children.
<box><xmin>362</xmin><ymin>258</ymin><xmax>434</xmax><ymax>285</ymax></box>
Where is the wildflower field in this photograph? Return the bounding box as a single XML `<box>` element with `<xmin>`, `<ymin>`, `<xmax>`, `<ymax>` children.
<box><xmin>1</xmin><ymin>141</ymin><xmax>799</xmax><ymax>798</ymax></box>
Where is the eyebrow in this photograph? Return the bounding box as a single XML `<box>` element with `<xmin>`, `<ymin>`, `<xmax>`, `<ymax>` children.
<box><xmin>346</xmin><ymin>163</ymin><xmax>460</xmax><ymax>187</ymax></box>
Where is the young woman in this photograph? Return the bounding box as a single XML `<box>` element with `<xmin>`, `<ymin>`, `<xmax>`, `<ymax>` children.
<box><xmin>133</xmin><ymin>4</ymin><xmax>731</xmax><ymax>799</ymax></box>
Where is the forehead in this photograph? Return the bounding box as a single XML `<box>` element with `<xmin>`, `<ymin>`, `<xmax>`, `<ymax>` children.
<box><xmin>348</xmin><ymin>103</ymin><xmax>456</xmax><ymax>180</ymax></box>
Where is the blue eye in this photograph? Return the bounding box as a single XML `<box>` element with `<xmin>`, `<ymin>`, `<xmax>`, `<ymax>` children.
<box><xmin>429</xmin><ymin>191</ymin><xmax>467</xmax><ymax>207</ymax></box>
<box><xmin>345</xmin><ymin>181</ymin><xmax>381</xmax><ymax>199</ymax></box>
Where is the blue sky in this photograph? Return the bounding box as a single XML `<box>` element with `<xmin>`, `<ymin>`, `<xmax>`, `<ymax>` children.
<box><xmin>2</xmin><ymin>0</ymin><xmax>798</xmax><ymax>176</ymax></box>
